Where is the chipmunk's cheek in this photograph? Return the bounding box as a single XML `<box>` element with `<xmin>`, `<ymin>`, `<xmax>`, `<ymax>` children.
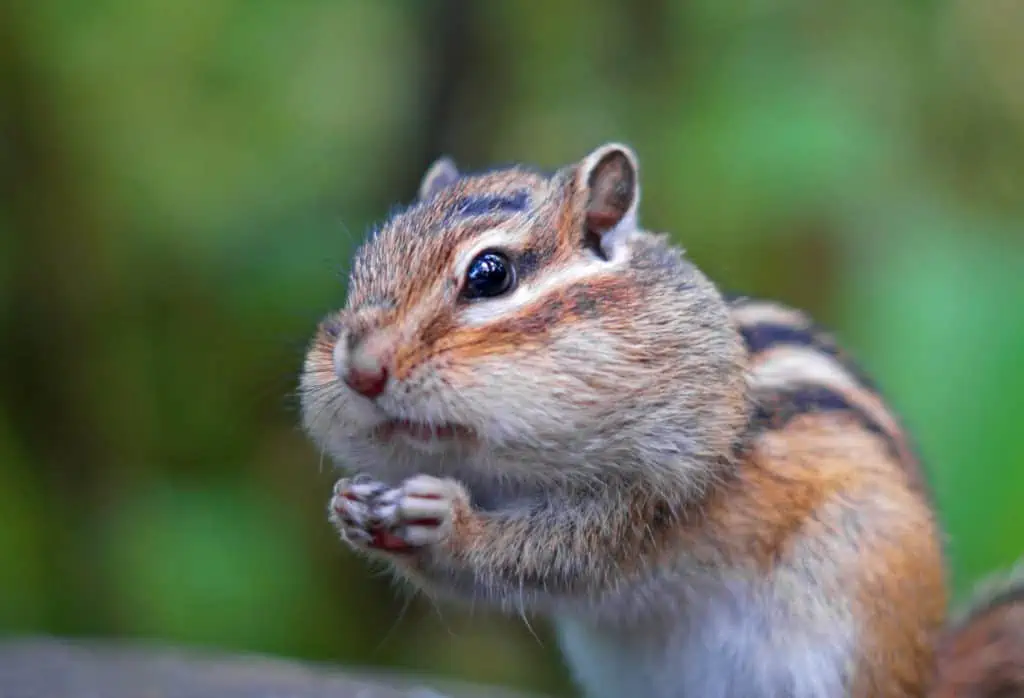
<box><xmin>302</xmin><ymin>392</ymin><xmax>379</xmax><ymax>458</ymax></box>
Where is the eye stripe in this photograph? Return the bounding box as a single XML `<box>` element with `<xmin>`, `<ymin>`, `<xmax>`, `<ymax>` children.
<box><xmin>459</xmin><ymin>255</ymin><xmax>626</xmax><ymax>326</ymax></box>
<box><xmin>513</xmin><ymin>248</ymin><xmax>543</xmax><ymax>282</ymax></box>
<box><xmin>452</xmin><ymin>228</ymin><xmax>531</xmax><ymax>279</ymax></box>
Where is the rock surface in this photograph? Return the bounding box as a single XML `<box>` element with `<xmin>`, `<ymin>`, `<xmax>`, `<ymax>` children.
<box><xmin>0</xmin><ymin>637</ymin><xmax>542</xmax><ymax>698</ymax></box>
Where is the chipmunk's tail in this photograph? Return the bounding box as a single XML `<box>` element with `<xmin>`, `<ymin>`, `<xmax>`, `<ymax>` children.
<box><xmin>930</xmin><ymin>561</ymin><xmax>1024</xmax><ymax>698</ymax></box>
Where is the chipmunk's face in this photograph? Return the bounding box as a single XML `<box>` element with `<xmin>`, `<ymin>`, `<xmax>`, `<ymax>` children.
<box><xmin>301</xmin><ymin>143</ymin><xmax>745</xmax><ymax>488</ymax></box>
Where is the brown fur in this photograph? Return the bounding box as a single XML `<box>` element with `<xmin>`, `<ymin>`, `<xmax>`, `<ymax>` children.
<box><xmin>931</xmin><ymin>569</ymin><xmax>1024</xmax><ymax>697</ymax></box>
<box><xmin>707</xmin><ymin>418</ymin><xmax>944</xmax><ymax>695</ymax></box>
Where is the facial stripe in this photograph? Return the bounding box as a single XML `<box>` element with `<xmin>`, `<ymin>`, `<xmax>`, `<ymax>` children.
<box><xmin>452</xmin><ymin>192</ymin><xmax>530</xmax><ymax>217</ymax></box>
<box><xmin>459</xmin><ymin>256</ymin><xmax>626</xmax><ymax>326</ymax></box>
<box><xmin>410</xmin><ymin>276</ymin><xmax>634</xmax><ymax>371</ymax></box>
<box><xmin>451</xmin><ymin>227</ymin><xmax>534</xmax><ymax>278</ymax></box>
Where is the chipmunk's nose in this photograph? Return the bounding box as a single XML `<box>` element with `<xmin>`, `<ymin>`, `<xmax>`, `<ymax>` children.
<box><xmin>345</xmin><ymin>361</ymin><xmax>388</xmax><ymax>399</ymax></box>
<box><xmin>337</xmin><ymin>331</ymin><xmax>390</xmax><ymax>400</ymax></box>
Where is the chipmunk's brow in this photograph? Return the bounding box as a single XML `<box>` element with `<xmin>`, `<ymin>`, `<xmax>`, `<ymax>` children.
<box><xmin>453</xmin><ymin>191</ymin><xmax>530</xmax><ymax>217</ymax></box>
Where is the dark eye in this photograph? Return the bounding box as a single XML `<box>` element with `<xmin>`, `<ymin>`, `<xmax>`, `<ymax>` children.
<box><xmin>463</xmin><ymin>250</ymin><xmax>515</xmax><ymax>299</ymax></box>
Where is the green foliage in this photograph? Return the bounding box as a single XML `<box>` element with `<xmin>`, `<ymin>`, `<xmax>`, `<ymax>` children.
<box><xmin>1</xmin><ymin>0</ymin><xmax>1022</xmax><ymax>695</ymax></box>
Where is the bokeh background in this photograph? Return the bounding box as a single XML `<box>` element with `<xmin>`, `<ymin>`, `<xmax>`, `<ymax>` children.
<box><xmin>2</xmin><ymin>1</ymin><xmax>1023</xmax><ymax>695</ymax></box>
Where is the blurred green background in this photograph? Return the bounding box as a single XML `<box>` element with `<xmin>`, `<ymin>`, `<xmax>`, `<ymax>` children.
<box><xmin>1</xmin><ymin>0</ymin><xmax>1023</xmax><ymax>695</ymax></box>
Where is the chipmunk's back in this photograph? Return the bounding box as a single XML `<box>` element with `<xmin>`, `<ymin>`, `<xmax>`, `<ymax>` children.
<box><xmin>727</xmin><ymin>294</ymin><xmax>928</xmax><ymax>498</ymax></box>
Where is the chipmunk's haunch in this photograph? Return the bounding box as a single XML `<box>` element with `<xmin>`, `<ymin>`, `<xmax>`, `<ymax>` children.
<box><xmin>300</xmin><ymin>144</ymin><xmax>1023</xmax><ymax>698</ymax></box>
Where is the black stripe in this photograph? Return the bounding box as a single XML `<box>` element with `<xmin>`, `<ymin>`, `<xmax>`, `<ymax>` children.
<box><xmin>962</xmin><ymin>581</ymin><xmax>1024</xmax><ymax>626</ymax></box>
<box><xmin>454</xmin><ymin>192</ymin><xmax>529</xmax><ymax>217</ymax></box>
<box><xmin>738</xmin><ymin>321</ymin><xmax>878</xmax><ymax>391</ymax></box>
<box><xmin>750</xmin><ymin>383</ymin><xmax>899</xmax><ymax>459</ymax></box>
<box><xmin>513</xmin><ymin>247</ymin><xmax>543</xmax><ymax>283</ymax></box>
<box><xmin>740</xmin><ymin>322</ymin><xmax>818</xmax><ymax>353</ymax></box>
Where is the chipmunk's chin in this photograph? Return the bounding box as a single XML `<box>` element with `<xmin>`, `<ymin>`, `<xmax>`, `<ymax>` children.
<box><xmin>371</xmin><ymin>419</ymin><xmax>479</xmax><ymax>453</ymax></box>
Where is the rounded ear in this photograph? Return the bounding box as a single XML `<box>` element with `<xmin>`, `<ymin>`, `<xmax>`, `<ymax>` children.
<box><xmin>418</xmin><ymin>156</ymin><xmax>460</xmax><ymax>201</ymax></box>
<box><xmin>578</xmin><ymin>143</ymin><xmax>640</xmax><ymax>259</ymax></box>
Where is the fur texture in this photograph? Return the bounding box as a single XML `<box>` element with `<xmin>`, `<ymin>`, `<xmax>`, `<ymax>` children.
<box><xmin>300</xmin><ymin>144</ymin><xmax>1015</xmax><ymax>697</ymax></box>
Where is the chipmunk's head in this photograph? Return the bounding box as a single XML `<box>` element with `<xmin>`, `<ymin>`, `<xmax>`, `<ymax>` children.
<box><xmin>301</xmin><ymin>143</ymin><xmax>747</xmax><ymax>493</ymax></box>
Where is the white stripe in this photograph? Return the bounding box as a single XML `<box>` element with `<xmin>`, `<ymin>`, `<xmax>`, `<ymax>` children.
<box><xmin>731</xmin><ymin>301</ymin><xmax>810</xmax><ymax>329</ymax></box>
<box><xmin>452</xmin><ymin>227</ymin><xmax>531</xmax><ymax>279</ymax></box>
<box><xmin>749</xmin><ymin>346</ymin><xmax>860</xmax><ymax>393</ymax></box>
<box><xmin>750</xmin><ymin>345</ymin><xmax>902</xmax><ymax>438</ymax></box>
<box><xmin>460</xmin><ymin>256</ymin><xmax>626</xmax><ymax>326</ymax></box>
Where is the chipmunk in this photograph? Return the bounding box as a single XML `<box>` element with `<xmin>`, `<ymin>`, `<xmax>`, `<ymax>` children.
<box><xmin>299</xmin><ymin>143</ymin><xmax>1024</xmax><ymax>698</ymax></box>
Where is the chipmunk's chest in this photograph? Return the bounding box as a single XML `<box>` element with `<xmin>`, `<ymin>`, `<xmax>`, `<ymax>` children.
<box><xmin>553</xmin><ymin>575</ymin><xmax>855</xmax><ymax>698</ymax></box>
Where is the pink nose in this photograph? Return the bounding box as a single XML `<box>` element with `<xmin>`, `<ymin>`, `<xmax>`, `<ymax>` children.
<box><xmin>344</xmin><ymin>363</ymin><xmax>388</xmax><ymax>399</ymax></box>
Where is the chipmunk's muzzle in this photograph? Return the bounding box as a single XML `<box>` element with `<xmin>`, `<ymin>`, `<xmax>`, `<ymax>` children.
<box><xmin>329</xmin><ymin>322</ymin><xmax>479</xmax><ymax>452</ymax></box>
<box><xmin>335</xmin><ymin>326</ymin><xmax>393</xmax><ymax>401</ymax></box>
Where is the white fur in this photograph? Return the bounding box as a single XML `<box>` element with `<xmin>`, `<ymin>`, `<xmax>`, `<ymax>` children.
<box><xmin>749</xmin><ymin>345</ymin><xmax>862</xmax><ymax>394</ymax></box>
<box><xmin>731</xmin><ymin>301</ymin><xmax>810</xmax><ymax>329</ymax></box>
<box><xmin>332</xmin><ymin>330</ymin><xmax>350</xmax><ymax>377</ymax></box>
<box><xmin>555</xmin><ymin>566</ymin><xmax>856</xmax><ymax>698</ymax></box>
<box><xmin>549</xmin><ymin>481</ymin><xmax>871</xmax><ymax>698</ymax></box>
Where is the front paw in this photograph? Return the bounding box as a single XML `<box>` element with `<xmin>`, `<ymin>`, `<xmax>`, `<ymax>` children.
<box><xmin>328</xmin><ymin>474</ymin><xmax>390</xmax><ymax>548</ymax></box>
<box><xmin>329</xmin><ymin>474</ymin><xmax>466</xmax><ymax>555</ymax></box>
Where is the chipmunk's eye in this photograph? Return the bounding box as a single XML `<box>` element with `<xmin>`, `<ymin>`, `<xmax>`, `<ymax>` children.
<box><xmin>463</xmin><ymin>250</ymin><xmax>515</xmax><ymax>299</ymax></box>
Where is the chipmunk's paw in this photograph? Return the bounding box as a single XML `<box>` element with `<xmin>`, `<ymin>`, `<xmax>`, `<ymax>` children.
<box><xmin>328</xmin><ymin>474</ymin><xmax>390</xmax><ymax>548</ymax></box>
<box><xmin>371</xmin><ymin>475</ymin><xmax>466</xmax><ymax>550</ymax></box>
<box><xmin>329</xmin><ymin>474</ymin><xmax>466</xmax><ymax>554</ymax></box>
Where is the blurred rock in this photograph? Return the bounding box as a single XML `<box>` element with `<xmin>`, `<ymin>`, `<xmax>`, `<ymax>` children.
<box><xmin>0</xmin><ymin>637</ymin><xmax>542</xmax><ymax>698</ymax></box>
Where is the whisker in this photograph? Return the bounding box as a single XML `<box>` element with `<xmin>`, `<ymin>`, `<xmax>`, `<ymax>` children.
<box><xmin>373</xmin><ymin>584</ymin><xmax>418</xmax><ymax>656</ymax></box>
<box><xmin>423</xmin><ymin>588</ymin><xmax>456</xmax><ymax>639</ymax></box>
<box><xmin>518</xmin><ymin>577</ymin><xmax>543</xmax><ymax>647</ymax></box>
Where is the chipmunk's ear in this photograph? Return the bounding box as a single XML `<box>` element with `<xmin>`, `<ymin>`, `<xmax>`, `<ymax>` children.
<box><xmin>418</xmin><ymin>156</ymin><xmax>460</xmax><ymax>201</ymax></box>
<box><xmin>577</xmin><ymin>143</ymin><xmax>640</xmax><ymax>260</ymax></box>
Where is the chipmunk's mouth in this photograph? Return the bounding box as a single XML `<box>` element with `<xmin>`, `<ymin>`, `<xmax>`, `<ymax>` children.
<box><xmin>373</xmin><ymin>419</ymin><xmax>477</xmax><ymax>443</ymax></box>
